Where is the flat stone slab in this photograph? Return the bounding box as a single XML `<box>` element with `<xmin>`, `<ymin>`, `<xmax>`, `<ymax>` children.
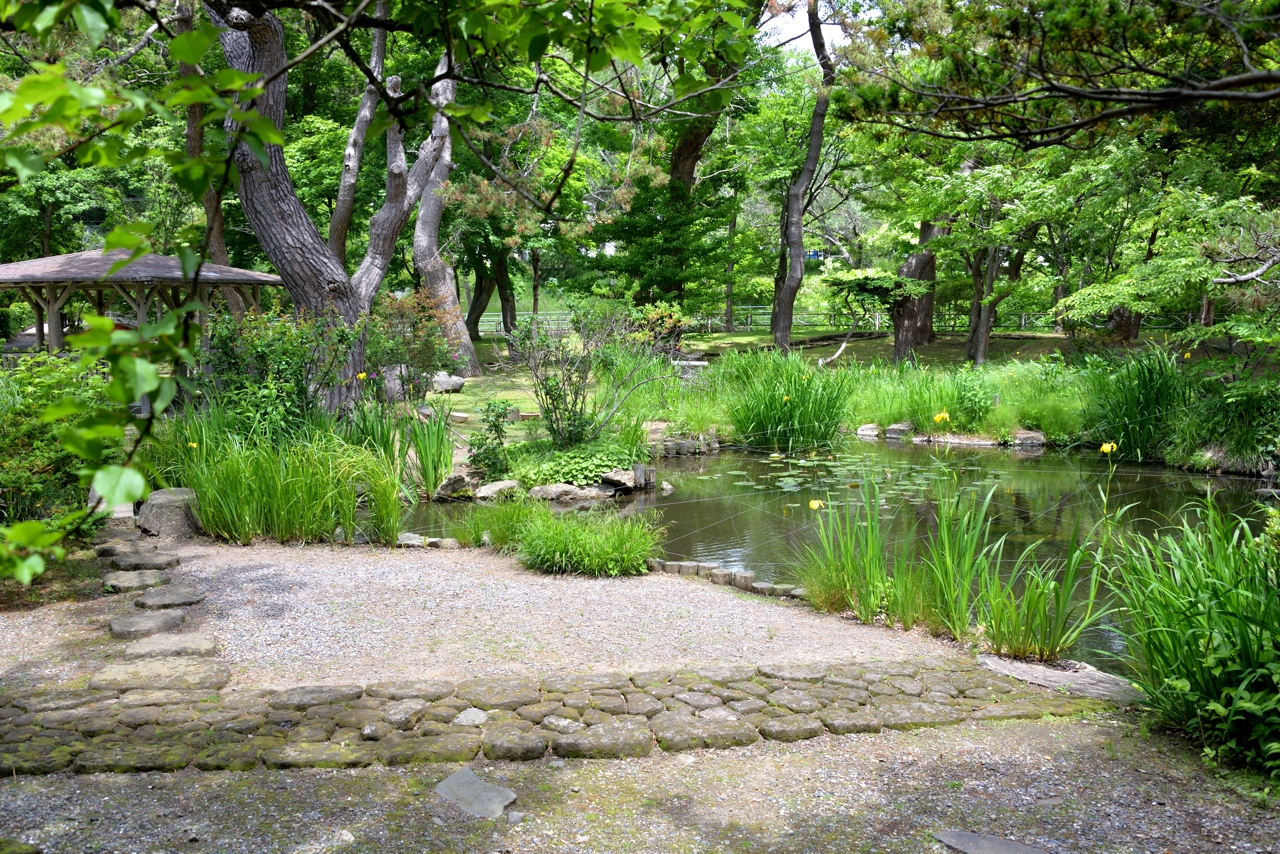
<box><xmin>552</xmin><ymin>720</ymin><xmax>653</xmax><ymax>759</ymax></box>
<box><xmin>93</xmin><ymin>529</ymin><xmax>141</xmax><ymax>544</ymax></box>
<box><xmin>261</xmin><ymin>743</ymin><xmax>376</xmax><ymax>769</ymax></box>
<box><xmin>95</xmin><ymin>541</ymin><xmax>157</xmax><ymax>557</ymax></box>
<box><xmin>539</xmin><ymin>672</ymin><xmax>632</xmax><ymax>694</ymax></box>
<box><xmin>933</xmin><ymin>831</ymin><xmax>1052</xmax><ymax>854</ymax></box>
<box><xmin>74</xmin><ymin>744</ymin><xmax>194</xmax><ymax>774</ymax></box>
<box><xmin>110</xmin><ymin>553</ymin><xmax>180</xmax><ymax>571</ymax></box>
<box><xmin>364</xmin><ymin>680</ymin><xmax>456</xmax><ymax>701</ymax></box>
<box><xmin>978</xmin><ymin>655</ymin><xmax>1140</xmax><ymax>704</ymax></box>
<box><xmin>759</xmin><ymin>714</ymin><xmax>824</xmax><ymax>742</ymax></box>
<box><xmin>119</xmin><ymin>689</ymin><xmax>219</xmax><ymax>707</ymax></box>
<box><xmin>88</xmin><ymin>657</ymin><xmax>230</xmax><ymax>691</ymax></box>
<box><xmin>108</xmin><ymin>609</ymin><xmax>185</xmax><ymax>639</ymax></box>
<box><xmin>435</xmin><ymin>768</ymin><xmax>517</xmax><ymax>818</ymax></box>
<box><xmin>103</xmin><ymin>570</ymin><xmax>169</xmax><ymax>592</ymax></box>
<box><xmin>11</xmin><ymin>690</ymin><xmax>118</xmax><ymax>713</ymax></box>
<box><xmin>268</xmin><ymin>685</ymin><xmax>364</xmax><ymax>710</ymax></box>
<box><xmin>456</xmin><ymin>678</ymin><xmax>541</xmax><ymax>710</ymax></box>
<box><xmin>382</xmin><ymin>734</ymin><xmax>482</xmax><ymax>765</ymax></box>
<box><xmin>757</xmin><ymin>663</ymin><xmax>827</xmax><ymax>682</ymax></box>
<box><xmin>134</xmin><ymin>585</ymin><xmax>206</xmax><ymax>609</ymax></box>
<box><xmin>650</xmin><ymin>714</ymin><xmax>759</xmax><ymax>752</ymax></box>
<box><xmin>122</xmin><ymin>632</ymin><xmax>217</xmax><ymax>659</ymax></box>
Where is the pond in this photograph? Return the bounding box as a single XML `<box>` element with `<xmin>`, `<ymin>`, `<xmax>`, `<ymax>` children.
<box><xmin>411</xmin><ymin>442</ymin><xmax>1266</xmax><ymax>674</ymax></box>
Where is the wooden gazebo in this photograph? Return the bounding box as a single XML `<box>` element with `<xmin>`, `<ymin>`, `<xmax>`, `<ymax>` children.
<box><xmin>0</xmin><ymin>249</ymin><xmax>282</xmax><ymax>352</ymax></box>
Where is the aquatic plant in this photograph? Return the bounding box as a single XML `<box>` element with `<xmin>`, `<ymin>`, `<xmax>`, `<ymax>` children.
<box><xmin>721</xmin><ymin>351</ymin><xmax>851</xmax><ymax>452</ymax></box>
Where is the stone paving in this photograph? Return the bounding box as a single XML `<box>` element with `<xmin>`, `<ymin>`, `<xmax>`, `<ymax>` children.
<box><xmin>0</xmin><ymin>659</ymin><xmax>1105</xmax><ymax>776</ymax></box>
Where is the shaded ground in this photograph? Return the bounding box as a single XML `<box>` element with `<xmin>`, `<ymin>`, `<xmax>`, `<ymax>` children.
<box><xmin>1</xmin><ymin>712</ymin><xmax>1275</xmax><ymax>854</ymax></box>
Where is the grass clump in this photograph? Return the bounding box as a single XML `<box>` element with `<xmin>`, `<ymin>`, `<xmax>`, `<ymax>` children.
<box><xmin>518</xmin><ymin>507</ymin><xmax>663</xmax><ymax>576</ymax></box>
<box><xmin>1111</xmin><ymin>501</ymin><xmax>1280</xmax><ymax>777</ymax></box>
<box><xmin>719</xmin><ymin>351</ymin><xmax>851</xmax><ymax>452</ymax></box>
<box><xmin>449</xmin><ymin>499</ymin><xmax>663</xmax><ymax>576</ymax></box>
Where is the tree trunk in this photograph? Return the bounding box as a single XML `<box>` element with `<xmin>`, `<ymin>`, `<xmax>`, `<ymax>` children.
<box><xmin>724</xmin><ymin>203</ymin><xmax>737</xmax><ymax>332</ymax></box>
<box><xmin>493</xmin><ymin>249</ymin><xmax>517</xmax><ymax>335</ymax></box>
<box><xmin>530</xmin><ymin>249</ymin><xmax>541</xmax><ymax>316</ymax></box>
<box><xmin>1200</xmin><ymin>292</ymin><xmax>1215</xmax><ymax>326</ymax></box>
<box><xmin>668</xmin><ymin>119</ymin><xmax>716</xmax><ymax>196</ymax></box>
<box><xmin>892</xmin><ymin>221</ymin><xmax>944</xmax><ymax>363</ymax></box>
<box><xmin>205</xmin><ymin>3</ymin><xmax>446</xmax><ymax>409</ymax></box>
<box><xmin>411</xmin><ymin>61</ymin><xmax>480</xmax><ymax>377</ymax></box>
<box><xmin>41</xmin><ymin>202</ymin><xmax>51</xmax><ymax>256</ymax></box>
<box><xmin>465</xmin><ymin>274</ymin><xmax>496</xmax><ymax>341</ymax></box>
<box><xmin>1051</xmin><ymin>283</ymin><xmax>1067</xmax><ymax>333</ymax></box>
<box><xmin>772</xmin><ymin>0</ymin><xmax>835</xmax><ymax>351</ymax></box>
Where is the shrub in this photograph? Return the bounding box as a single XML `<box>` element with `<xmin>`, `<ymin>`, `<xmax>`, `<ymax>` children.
<box><xmin>721</xmin><ymin>351</ymin><xmax>851</xmax><ymax>452</ymax></box>
<box><xmin>510</xmin><ymin>438</ymin><xmax>639</xmax><ymax>487</ymax></box>
<box><xmin>518</xmin><ymin>507</ymin><xmax>663</xmax><ymax>576</ymax></box>
<box><xmin>468</xmin><ymin>401</ymin><xmax>514</xmax><ymax>482</ymax></box>
<box><xmin>1111</xmin><ymin>502</ymin><xmax>1280</xmax><ymax>777</ymax></box>
<box><xmin>0</xmin><ymin>355</ymin><xmax>112</xmax><ymax>522</ymax></box>
<box><xmin>365</xmin><ymin>289</ymin><xmax>460</xmax><ymax>401</ymax></box>
<box><xmin>0</xmin><ymin>307</ymin><xmax>12</xmax><ymax>341</ymax></box>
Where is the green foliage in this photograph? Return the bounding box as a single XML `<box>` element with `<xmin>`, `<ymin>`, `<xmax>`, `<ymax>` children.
<box><xmin>1082</xmin><ymin>350</ymin><xmax>1188</xmax><ymax>461</ymax></box>
<box><xmin>978</xmin><ymin>530</ymin><xmax>1108</xmax><ymax>662</ymax></box>
<box><xmin>1111</xmin><ymin>502</ymin><xmax>1280</xmax><ymax>777</ymax></box>
<box><xmin>0</xmin><ymin>306</ymin><xmax>12</xmax><ymax>341</ymax></box>
<box><xmin>510</xmin><ymin>438</ymin><xmax>639</xmax><ymax>487</ymax></box>
<box><xmin>364</xmin><ymin>290</ymin><xmax>461</xmax><ymax>401</ymax></box>
<box><xmin>0</xmin><ymin>354</ymin><xmax>111</xmax><ymax>523</ymax></box>
<box><xmin>798</xmin><ymin>480</ymin><xmax>891</xmax><ymax>624</ymax></box>
<box><xmin>517</xmin><ymin>506</ymin><xmax>664</xmax><ymax>577</ymax></box>
<box><xmin>923</xmin><ymin>486</ymin><xmax>1001</xmax><ymax>641</ymax></box>
<box><xmin>447</xmin><ymin>498</ymin><xmax>543</xmax><ymax>550</ymax></box>
<box><xmin>720</xmin><ymin>351</ymin><xmax>852</xmax><ymax>452</ymax></box>
<box><xmin>468</xmin><ymin>401</ymin><xmax>514</xmax><ymax>482</ymax></box>
<box><xmin>202</xmin><ymin>312</ymin><xmax>354</xmax><ymax>437</ymax></box>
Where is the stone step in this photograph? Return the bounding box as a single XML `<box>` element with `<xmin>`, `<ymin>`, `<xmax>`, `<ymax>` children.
<box><xmin>110</xmin><ymin>553</ymin><xmax>180</xmax><ymax>571</ymax></box>
<box><xmin>134</xmin><ymin>586</ymin><xmax>205</xmax><ymax>610</ymax></box>
<box><xmin>123</xmin><ymin>632</ymin><xmax>217</xmax><ymax>659</ymax></box>
<box><xmin>95</xmin><ymin>541</ymin><xmax>157</xmax><ymax>558</ymax></box>
<box><xmin>108</xmin><ymin>609</ymin><xmax>186</xmax><ymax>640</ymax></box>
<box><xmin>103</xmin><ymin>570</ymin><xmax>170</xmax><ymax>593</ymax></box>
<box><xmin>93</xmin><ymin>529</ymin><xmax>141</xmax><ymax>545</ymax></box>
<box><xmin>87</xmin><ymin>656</ymin><xmax>230</xmax><ymax>691</ymax></box>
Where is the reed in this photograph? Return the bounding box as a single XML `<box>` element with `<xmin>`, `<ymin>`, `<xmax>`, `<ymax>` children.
<box><xmin>407</xmin><ymin>406</ymin><xmax>454</xmax><ymax>495</ymax></box>
<box><xmin>1110</xmin><ymin>501</ymin><xmax>1280</xmax><ymax>776</ymax></box>
<box><xmin>796</xmin><ymin>478</ymin><xmax>890</xmax><ymax>623</ymax></box>
<box><xmin>922</xmin><ymin>486</ymin><xmax>1002</xmax><ymax>641</ymax></box>
<box><xmin>721</xmin><ymin>351</ymin><xmax>851</xmax><ymax>452</ymax></box>
<box><xmin>517</xmin><ymin>507</ymin><xmax>664</xmax><ymax>577</ymax></box>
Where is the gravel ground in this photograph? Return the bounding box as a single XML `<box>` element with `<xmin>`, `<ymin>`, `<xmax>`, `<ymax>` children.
<box><xmin>1</xmin><ymin>712</ymin><xmax>1276</xmax><ymax>853</ymax></box>
<box><xmin>0</xmin><ymin>539</ymin><xmax>947</xmax><ymax>691</ymax></box>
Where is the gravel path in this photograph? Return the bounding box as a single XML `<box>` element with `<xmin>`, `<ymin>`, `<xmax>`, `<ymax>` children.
<box><xmin>2</xmin><ymin>713</ymin><xmax>1275</xmax><ymax>853</ymax></box>
<box><xmin>162</xmin><ymin>540</ymin><xmax>945</xmax><ymax>688</ymax></box>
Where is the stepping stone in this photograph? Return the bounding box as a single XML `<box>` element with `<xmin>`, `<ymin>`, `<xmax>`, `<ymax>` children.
<box><xmin>10</xmin><ymin>690</ymin><xmax>118</xmax><ymax>713</ymax></box>
<box><xmin>552</xmin><ymin>719</ymin><xmax>653</xmax><ymax>759</ymax></box>
<box><xmin>108</xmin><ymin>609</ymin><xmax>185</xmax><ymax>639</ymax></box>
<box><xmin>649</xmin><ymin>713</ymin><xmax>760</xmax><ymax>752</ymax></box>
<box><xmin>381</xmin><ymin>733</ymin><xmax>482</xmax><ymax>765</ymax></box>
<box><xmin>758</xmin><ymin>714</ymin><xmax>824</xmax><ymax>742</ymax></box>
<box><xmin>111</xmin><ymin>553</ymin><xmax>179</xmax><ymax>571</ymax></box>
<box><xmin>123</xmin><ymin>632</ymin><xmax>217</xmax><ymax>659</ymax></box>
<box><xmin>455</xmin><ymin>678</ymin><xmax>541</xmax><ymax>711</ymax></box>
<box><xmin>119</xmin><ymin>689</ymin><xmax>219</xmax><ymax>707</ymax></box>
<box><xmin>932</xmin><ymin>831</ymin><xmax>1051</xmax><ymax>854</ymax></box>
<box><xmin>93</xmin><ymin>529</ymin><xmax>141</xmax><ymax>545</ymax></box>
<box><xmin>757</xmin><ymin>663</ymin><xmax>828</xmax><ymax>682</ymax></box>
<box><xmin>435</xmin><ymin>768</ymin><xmax>517</xmax><ymax>818</ymax></box>
<box><xmin>364</xmin><ymin>680</ymin><xmax>456</xmax><ymax>701</ymax></box>
<box><xmin>540</xmin><ymin>672</ymin><xmax>632</xmax><ymax>694</ymax></box>
<box><xmin>88</xmin><ymin>657</ymin><xmax>230</xmax><ymax>691</ymax></box>
<box><xmin>134</xmin><ymin>585</ymin><xmax>205</xmax><ymax>609</ymax></box>
<box><xmin>95</xmin><ymin>541</ymin><xmax>157</xmax><ymax>558</ymax></box>
<box><xmin>103</xmin><ymin>570</ymin><xmax>169</xmax><ymax>593</ymax></box>
<box><xmin>482</xmin><ymin>728</ymin><xmax>549</xmax><ymax>761</ymax></box>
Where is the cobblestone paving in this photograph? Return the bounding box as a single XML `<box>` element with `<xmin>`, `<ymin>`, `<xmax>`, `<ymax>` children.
<box><xmin>0</xmin><ymin>658</ymin><xmax>1105</xmax><ymax>776</ymax></box>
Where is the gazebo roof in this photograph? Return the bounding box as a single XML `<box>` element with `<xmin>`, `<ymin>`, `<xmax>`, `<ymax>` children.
<box><xmin>0</xmin><ymin>249</ymin><xmax>281</xmax><ymax>287</ymax></box>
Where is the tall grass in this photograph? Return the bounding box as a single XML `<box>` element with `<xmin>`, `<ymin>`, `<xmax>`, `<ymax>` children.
<box><xmin>1083</xmin><ymin>349</ymin><xmax>1187</xmax><ymax>460</ymax></box>
<box><xmin>720</xmin><ymin>351</ymin><xmax>851</xmax><ymax>451</ymax></box>
<box><xmin>923</xmin><ymin>486</ymin><xmax>1002</xmax><ymax>640</ymax></box>
<box><xmin>978</xmin><ymin>528</ymin><xmax>1108</xmax><ymax>661</ymax></box>
<box><xmin>407</xmin><ymin>406</ymin><xmax>454</xmax><ymax>494</ymax></box>
<box><xmin>797</xmin><ymin>478</ymin><xmax>892</xmax><ymax>623</ymax></box>
<box><xmin>448</xmin><ymin>500</ymin><xmax>664</xmax><ymax>576</ymax></box>
<box><xmin>518</xmin><ymin>507</ymin><xmax>664</xmax><ymax>576</ymax></box>
<box><xmin>1110</xmin><ymin>501</ymin><xmax>1280</xmax><ymax>777</ymax></box>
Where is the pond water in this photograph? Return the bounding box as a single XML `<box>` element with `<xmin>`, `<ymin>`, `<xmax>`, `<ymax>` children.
<box><xmin>411</xmin><ymin>442</ymin><xmax>1266</xmax><ymax>674</ymax></box>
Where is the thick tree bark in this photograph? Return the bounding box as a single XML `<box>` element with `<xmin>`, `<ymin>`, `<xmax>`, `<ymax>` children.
<box><xmin>771</xmin><ymin>0</ymin><xmax>835</xmax><ymax>351</ymax></box>
<box><xmin>530</xmin><ymin>249</ymin><xmax>541</xmax><ymax>315</ymax></box>
<box><xmin>328</xmin><ymin>0</ymin><xmax>389</xmax><ymax>269</ymax></box>
<box><xmin>1051</xmin><ymin>283</ymin><xmax>1067</xmax><ymax>333</ymax></box>
<box><xmin>412</xmin><ymin>62</ymin><xmax>481</xmax><ymax>377</ymax></box>
<box><xmin>492</xmin><ymin>247</ymin><xmax>517</xmax><ymax>334</ymax></box>
<box><xmin>465</xmin><ymin>273</ymin><xmax>496</xmax><ymax>341</ymax></box>
<box><xmin>668</xmin><ymin>119</ymin><xmax>716</xmax><ymax>196</ymax></box>
<box><xmin>724</xmin><ymin>202</ymin><xmax>738</xmax><ymax>332</ymax></box>
<box><xmin>205</xmin><ymin>2</ymin><xmax>446</xmax><ymax>408</ymax></box>
<box><xmin>892</xmin><ymin>221</ymin><xmax>945</xmax><ymax>363</ymax></box>
<box><xmin>1200</xmin><ymin>292</ymin><xmax>1215</xmax><ymax>326</ymax></box>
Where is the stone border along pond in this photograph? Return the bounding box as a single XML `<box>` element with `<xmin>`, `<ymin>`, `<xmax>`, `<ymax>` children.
<box><xmin>0</xmin><ymin>661</ymin><xmax>1107</xmax><ymax>776</ymax></box>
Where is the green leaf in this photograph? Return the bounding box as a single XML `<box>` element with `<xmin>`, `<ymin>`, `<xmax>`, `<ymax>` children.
<box><xmin>4</xmin><ymin>150</ymin><xmax>45</xmax><ymax>181</ymax></box>
<box><xmin>528</xmin><ymin>31</ymin><xmax>551</xmax><ymax>62</ymax></box>
<box><xmin>41</xmin><ymin>396</ymin><xmax>86</xmax><ymax>423</ymax></box>
<box><xmin>91</xmin><ymin>465</ymin><xmax>148</xmax><ymax>508</ymax></box>
<box><xmin>169</xmin><ymin>24</ymin><xmax>218</xmax><ymax>65</ymax></box>
<box><xmin>72</xmin><ymin>4</ymin><xmax>110</xmax><ymax>47</ymax></box>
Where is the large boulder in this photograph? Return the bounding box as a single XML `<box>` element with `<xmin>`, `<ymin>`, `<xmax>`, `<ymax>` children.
<box><xmin>432</xmin><ymin>371</ymin><xmax>466</xmax><ymax>393</ymax></box>
<box><xmin>433</xmin><ymin>473</ymin><xmax>473</xmax><ymax>501</ymax></box>
<box><xmin>528</xmin><ymin>483</ymin><xmax>587</xmax><ymax>502</ymax></box>
<box><xmin>136</xmin><ymin>488</ymin><xmax>198</xmax><ymax>539</ymax></box>
<box><xmin>600</xmin><ymin>468</ymin><xmax>635</xmax><ymax>489</ymax></box>
<box><xmin>474</xmin><ymin>480</ymin><xmax>522</xmax><ymax>501</ymax></box>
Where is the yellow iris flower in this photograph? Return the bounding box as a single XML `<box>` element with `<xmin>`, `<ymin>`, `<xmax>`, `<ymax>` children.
<box><xmin>809</xmin><ymin>499</ymin><xmax>825</xmax><ymax>510</ymax></box>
